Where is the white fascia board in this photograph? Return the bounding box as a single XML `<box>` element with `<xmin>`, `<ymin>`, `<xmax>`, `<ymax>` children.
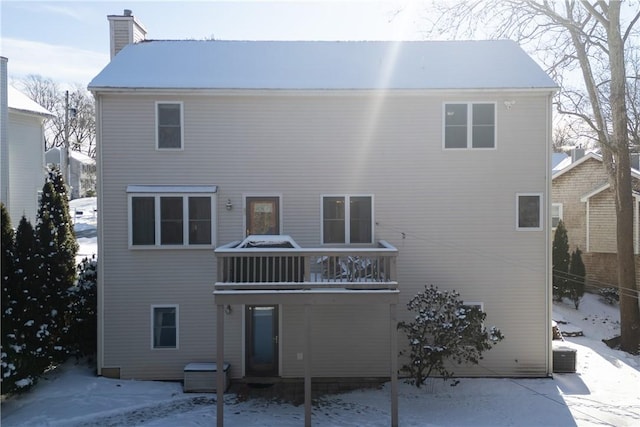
<box><xmin>127</xmin><ymin>185</ymin><xmax>217</xmax><ymax>193</ymax></box>
<box><xmin>580</xmin><ymin>183</ymin><xmax>610</xmax><ymax>202</ymax></box>
<box><xmin>552</xmin><ymin>152</ymin><xmax>602</xmax><ymax>180</ymax></box>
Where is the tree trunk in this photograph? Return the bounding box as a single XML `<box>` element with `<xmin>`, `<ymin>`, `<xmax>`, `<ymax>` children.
<box><xmin>608</xmin><ymin>2</ymin><xmax>640</xmax><ymax>353</ymax></box>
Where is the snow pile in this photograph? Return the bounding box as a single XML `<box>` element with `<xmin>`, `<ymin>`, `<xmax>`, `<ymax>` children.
<box><xmin>69</xmin><ymin>197</ymin><xmax>97</xmax><ymax>262</ymax></box>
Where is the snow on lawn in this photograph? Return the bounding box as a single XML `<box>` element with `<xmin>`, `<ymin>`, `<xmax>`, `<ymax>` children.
<box><xmin>2</xmin><ymin>293</ymin><xmax>638</xmax><ymax>427</ymax></box>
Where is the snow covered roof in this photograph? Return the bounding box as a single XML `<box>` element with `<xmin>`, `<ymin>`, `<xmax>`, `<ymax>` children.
<box><xmin>46</xmin><ymin>147</ymin><xmax>96</xmax><ymax>165</ymax></box>
<box><xmin>8</xmin><ymin>86</ymin><xmax>53</xmax><ymax>117</ymax></box>
<box><xmin>88</xmin><ymin>40</ymin><xmax>558</xmax><ymax>91</ymax></box>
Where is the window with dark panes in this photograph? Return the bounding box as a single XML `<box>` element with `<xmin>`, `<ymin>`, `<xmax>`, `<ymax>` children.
<box><xmin>518</xmin><ymin>194</ymin><xmax>542</xmax><ymax>230</ymax></box>
<box><xmin>188</xmin><ymin>196</ymin><xmax>211</xmax><ymax>245</ymax></box>
<box><xmin>323</xmin><ymin>197</ymin><xmax>346</xmax><ymax>244</ymax></box>
<box><xmin>350</xmin><ymin>196</ymin><xmax>372</xmax><ymax>243</ymax></box>
<box><xmin>153</xmin><ymin>306</ymin><xmax>177</xmax><ymax>349</ymax></box>
<box><xmin>444</xmin><ymin>103</ymin><xmax>495</xmax><ymax>149</ymax></box>
<box><xmin>160</xmin><ymin>197</ymin><xmax>183</xmax><ymax>245</ymax></box>
<box><xmin>471</xmin><ymin>104</ymin><xmax>495</xmax><ymax>148</ymax></box>
<box><xmin>322</xmin><ymin>195</ymin><xmax>373</xmax><ymax>244</ymax></box>
<box><xmin>132</xmin><ymin>197</ymin><xmax>155</xmax><ymax>245</ymax></box>
<box><xmin>444</xmin><ymin>104</ymin><xmax>468</xmax><ymax>149</ymax></box>
<box><xmin>157</xmin><ymin>103</ymin><xmax>182</xmax><ymax>149</ymax></box>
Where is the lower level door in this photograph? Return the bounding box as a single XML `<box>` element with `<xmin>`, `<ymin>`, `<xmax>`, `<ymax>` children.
<box><xmin>245</xmin><ymin>305</ymin><xmax>279</xmax><ymax>376</ymax></box>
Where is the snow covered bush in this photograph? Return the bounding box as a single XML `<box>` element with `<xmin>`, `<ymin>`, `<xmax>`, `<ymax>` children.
<box><xmin>66</xmin><ymin>256</ymin><xmax>97</xmax><ymax>358</ymax></box>
<box><xmin>398</xmin><ymin>284</ymin><xmax>504</xmax><ymax>388</ymax></box>
<box><xmin>599</xmin><ymin>287</ymin><xmax>619</xmax><ymax>305</ymax></box>
<box><xmin>552</xmin><ymin>220</ymin><xmax>571</xmax><ymax>301</ymax></box>
<box><xmin>568</xmin><ymin>248</ymin><xmax>586</xmax><ymax>309</ymax></box>
<box><xmin>35</xmin><ymin>168</ymin><xmax>78</xmax><ymax>365</ymax></box>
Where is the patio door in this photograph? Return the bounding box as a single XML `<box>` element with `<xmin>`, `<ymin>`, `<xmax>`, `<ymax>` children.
<box><xmin>245</xmin><ymin>305</ymin><xmax>279</xmax><ymax>377</ymax></box>
<box><xmin>246</xmin><ymin>197</ymin><xmax>280</xmax><ymax>236</ymax></box>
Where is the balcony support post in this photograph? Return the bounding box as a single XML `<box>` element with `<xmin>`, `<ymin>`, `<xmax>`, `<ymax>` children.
<box><xmin>390</xmin><ymin>302</ymin><xmax>398</xmax><ymax>427</ymax></box>
<box><xmin>216</xmin><ymin>304</ymin><xmax>224</xmax><ymax>427</ymax></box>
<box><xmin>304</xmin><ymin>303</ymin><xmax>312</xmax><ymax>427</ymax></box>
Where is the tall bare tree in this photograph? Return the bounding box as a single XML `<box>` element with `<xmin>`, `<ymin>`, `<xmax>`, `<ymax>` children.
<box><xmin>426</xmin><ymin>0</ymin><xmax>640</xmax><ymax>352</ymax></box>
<box><xmin>16</xmin><ymin>75</ymin><xmax>96</xmax><ymax>158</ymax></box>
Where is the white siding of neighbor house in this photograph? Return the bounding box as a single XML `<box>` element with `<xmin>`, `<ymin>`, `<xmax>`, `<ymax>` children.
<box><xmin>7</xmin><ymin>111</ymin><xmax>46</xmax><ymax>223</ymax></box>
<box><xmin>97</xmin><ymin>90</ymin><xmax>551</xmax><ymax>380</ymax></box>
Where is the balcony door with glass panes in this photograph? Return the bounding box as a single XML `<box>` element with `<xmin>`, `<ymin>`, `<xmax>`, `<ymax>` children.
<box><xmin>245</xmin><ymin>197</ymin><xmax>280</xmax><ymax>236</ymax></box>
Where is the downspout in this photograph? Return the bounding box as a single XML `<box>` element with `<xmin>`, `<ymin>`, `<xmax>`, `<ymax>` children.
<box><xmin>0</xmin><ymin>57</ymin><xmax>9</xmax><ymax>208</ymax></box>
<box><xmin>546</xmin><ymin>91</ymin><xmax>553</xmax><ymax>376</ymax></box>
<box><xmin>95</xmin><ymin>93</ymin><xmax>105</xmax><ymax>375</ymax></box>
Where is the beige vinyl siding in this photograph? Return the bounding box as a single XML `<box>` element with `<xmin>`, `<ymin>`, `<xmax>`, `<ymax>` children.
<box><xmin>588</xmin><ymin>192</ymin><xmax>618</xmax><ymax>253</ymax></box>
<box><xmin>99</xmin><ymin>90</ymin><xmax>550</xmax><ymax>379</ymax></box>
<box><xmin>281</xmin><ymin>305</ymin><xmax>391</xmax><ymax>378</ymax></box>
<box><xmin>552</xmin><ymin>157</ymin><xmax>607</xmax><ymax>252</ymax></box>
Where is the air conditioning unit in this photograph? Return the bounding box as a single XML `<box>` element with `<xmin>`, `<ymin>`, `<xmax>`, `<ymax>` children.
<box><xmin>184</xmin><ymin>362</ymin><xmax>230</xmax><ymax>392</ymax></box>
<box><xmin>553</xmin><ymin>346</ymin><xmax>576</xmax><ymax>373</ymax></box>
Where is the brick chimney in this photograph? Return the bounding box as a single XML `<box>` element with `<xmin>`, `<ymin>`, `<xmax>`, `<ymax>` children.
<box><xmin>107</xmin><ymin>9</ymin><xmax>147</xmax><ymax>59</ymax></box>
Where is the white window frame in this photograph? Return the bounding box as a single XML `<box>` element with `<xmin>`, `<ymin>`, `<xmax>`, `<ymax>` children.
<box><xmin>516</xmin><ymin>193</ymin><xmax>543</xmax><ymax>231</ymax></box>
<box><xmin>551</xmin><ymin>203</ymin><xmax>563</xmax><ymax>229</ymax></box>
<box><xmin>443</xmin><ymin>102</ymin><xmax>497</xmax><ymax>150</ymax></box>
<box><xmin>127</xmin><ymin>185</ymin><xmax>217</xmax><ymax>249</ymax></box>
<box><xmin>155</xmin><ymin>101</ymin><xmax>184</xmax><ymax>151</ymax></box>
<box><xmin>151</xmin><ymin>305</ymin><xmax>179</xmax><ymax>350</ymax></box>
<box><xmin>320</xmin><ymin>194</ymin><xmax>374</xmax><ymax>245</ymax></box>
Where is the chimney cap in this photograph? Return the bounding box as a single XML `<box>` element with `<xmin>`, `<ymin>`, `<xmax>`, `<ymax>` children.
<box><xmin>124</xmin><ymin>9</ymin><xmax>132</xmax><ymax>16</ymax></box>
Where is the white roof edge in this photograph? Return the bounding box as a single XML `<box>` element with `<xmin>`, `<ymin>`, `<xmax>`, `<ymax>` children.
<box><xmin>580</xmin><ymin>183</ymin><xmax>610</xmax><ymax>202</ymax></box>
<box><xmin>127</xmin><ymin>185</ymin><xmax>218</xmax><ymax>193</ymax></box>
<box><xmin>552</xmin><ymin>152</ymin><xmax>640</xmax><ymax>181</ymax></box>
<box><xmin>552</xmin><ymin>152</ymin><xmax>603</xmax><ymax>180</ymax></box>
<box><xmin>88</xmin><ymin>86</ymin><xmax>558</xmax><ymax>94</ymax></box>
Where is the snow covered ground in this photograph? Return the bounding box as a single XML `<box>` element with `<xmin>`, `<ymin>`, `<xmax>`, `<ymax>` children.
<box><xmin>2</xmin><ymin>199</ymin><xmax>638</xmax><ymax>426</ymax></box>
<box><xmin>69</xmin><ymin>197</ymin><xmax>97</xmax><ymax>263</ymax></box>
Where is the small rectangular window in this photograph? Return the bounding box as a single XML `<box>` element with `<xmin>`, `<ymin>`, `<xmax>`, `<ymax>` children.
<box><xmin>444</xmin><ymin>103</ymin><xmax>496</xmax><ymax>149</ymax></box>
<box><xmin>552</xmin><ymin>203</ymin><xmax>563</xmax><ymax>229</ymax></box>
<box><xmin>152</xmin><ymin>306</ymin><xmax>178</xmax><ymax>349</ymax></box>
<box><xmin>322</xmin><ymin>195</ymin><xmax>373</xmax><ymax>244</ymax></box>
<box><xmin>157</xmin><ymin>103</ymin><xmax>183</xmax><ymax>149</ymax></box>
<box><xmin>517</xmin><ymin>193</ymin><xmax>543</xmax><ymax>230</ymax></box>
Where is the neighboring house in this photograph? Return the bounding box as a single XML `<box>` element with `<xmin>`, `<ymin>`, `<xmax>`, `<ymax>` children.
<box><xmin>0</xmin><ymin>57</ymin><xmax>53</xmax><ymax>223</ymax></box>
<box><xmin>89</xmin><ymin>11</ymin><xmax>557</xmax><ymax>422</ymax></box>
<box><xmin>552</xmin><ymin>151</ymin><xmax>640</xmax><ymax>290</ymax></box>
<box><xmin>45</xmin><ymin>147</ymin><xmax>97</xmax><ymax>199</ymax></box>
<box><xmin>551</xmin><ymin>152</ymin><xmax>569</xmax><ymax>173</ymax></box>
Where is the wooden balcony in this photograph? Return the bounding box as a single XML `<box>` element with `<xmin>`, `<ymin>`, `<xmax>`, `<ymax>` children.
<box><xmin>214</xmin><ymin>236</ymin><xmax>398</xmax><ymax>292</ymax></box>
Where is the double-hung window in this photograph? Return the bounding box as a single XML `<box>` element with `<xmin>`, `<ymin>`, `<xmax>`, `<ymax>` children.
<box><xmin>151</xmin><ymin>305</ymin><xmax>178</xmax><ymax>349</ymax></box>
<box><xmin>322</xmin><ymin>195</ymin><xmax>373</xmax><ymax>244</ymax></box>
<box><xmin>517</xmin><ymin>193</ymin><xmax>543</xmax><ymax>231</ymax></box>
<box><xmin>128</xmin><ymin>185</ymin><xmax>216</xmax><ymax>248</ymax></box>
<box><xmin>444</xmin><ymin>103</ymin><xmax>496</xmax><ymax>149</ymax></box>
<box><xmin>156</xmin><ymin>102</ymin><xmax>183</xmax><ymax>150</ymax></box>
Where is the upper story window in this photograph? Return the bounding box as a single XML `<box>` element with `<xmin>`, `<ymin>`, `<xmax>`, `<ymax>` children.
<box><xmin>444</xmin><ymin>103</ymin><xmax>495</xmax><ymax>149</ymax></box>
<box><xmin>322</xmin><ymin>195</ymin><xmax>373</xmax><ymax>244</ymax></box>
<box><xmin>552</xmin><ymin>203</ymin><xmax>563</xmax><ymax>229</ymax></box>
<box><xmin>517</xmin><ymin>193</ymin><xmax>543</xmax><ymax>231</ymax></box>
<box><xmin>128</xmin><ymin>185</ymin><xmax>216</xmax><ymax>248</ymax></box>
<box><xmin>156</xmin><ymin>102</ymin><xmax>183</xmax><ymax>150</ymax></box>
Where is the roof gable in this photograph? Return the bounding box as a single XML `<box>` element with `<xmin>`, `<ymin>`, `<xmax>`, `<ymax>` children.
<box><xmin>552</xmin><ymin>152</ymin><xmax>640</xmax><ymax>181</ymax></box>
<box><xmin>8</xmin><ymin>86</ymin><xmax>53</xmax><ymax>117</ymax></box>
<box><xmin>89</xmin><ymin>40</ymin><xmax>557</xmax><ymax>91</ymax></box>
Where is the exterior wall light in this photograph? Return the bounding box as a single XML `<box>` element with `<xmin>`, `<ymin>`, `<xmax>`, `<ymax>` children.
<box><xmin>225</xmin><ymin>199</ymin><xmax>233</xmax><ymax>210</ymax></box>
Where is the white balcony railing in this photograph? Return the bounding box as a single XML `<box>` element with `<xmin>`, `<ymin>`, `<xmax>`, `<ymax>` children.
<box><xmin>215</xmin><ymin>237</ymin><xmax>397</xmax><ymax>291</ymax></box>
